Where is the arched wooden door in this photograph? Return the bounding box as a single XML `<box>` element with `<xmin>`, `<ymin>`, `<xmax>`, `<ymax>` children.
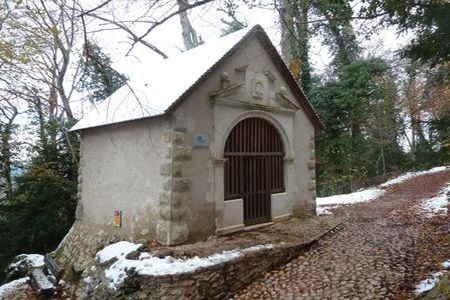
<box><xmin>224</xmin><ymin>117</ymin><xmax>285</xmax><ymax>226</ymax></box>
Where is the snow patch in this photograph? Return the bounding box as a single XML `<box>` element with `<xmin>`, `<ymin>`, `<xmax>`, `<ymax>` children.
<box><xmin>0</xmin><ymin>277</ymin><xmax>28</xmax><ymax>298</ymax></box>
<box><xmin>441</xmin><ymin>261</ymin><xmax>450</xmax><ymax>269</ymax></box>
<box><xmin>381</xmin><ymin>166</ymin><xmax>447</xmax><ymax>188</ymax></box>
<box><xmin>96</xmin><ymin>242</ymin><xmax>281</xmax><ymax>289</ymax></box>
<box><xmin>414</xmin><ymin>260</ymin><xmax>450</xmax><ymax>295</ymax></box>
<box><xmin>96</xmin><ymin>241</ymin><xmax>142</xmax><ymax>264</ymax></box>
<box><xmin>317</xmin><ymin>188</ymin><xmax>385</xmax><ymax>207</ymax></box>
<box><xmin>316</xmin><ymin>206</ymin><xmax>333</xmax><ymax>216</ymax></box>
<box><xmin>417</xmin><ymin>184</ymin><xmax>449</xmax><ymax>218</ymax></box>
<box><xmin>9</xmin><ymin>254</ymin><xmax>45</xmax><ymax>269</ymax></box>
<box><xmin>315</xmin><ymin>166</ymin><xmax>448</xmax><ymax>215</ymax></box>
<box><xmin>415</xmin><ymin>271</ymin><xmax>446</xmax><ymax>295</ymax></box>
<box><xmin>242</xmin><ymin>243</ymin><xmax>280</xmax><ymax>252</ymax></box>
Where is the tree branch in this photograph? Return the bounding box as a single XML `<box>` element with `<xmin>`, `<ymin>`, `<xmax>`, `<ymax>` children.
<box><xmin>78</xmin><ymin>0</ymin><xmax>113</xmax><ymax>17</ymax></box>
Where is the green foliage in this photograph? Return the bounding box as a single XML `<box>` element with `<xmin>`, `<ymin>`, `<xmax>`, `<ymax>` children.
<box><xmin>0</xmin><ymin>118</ymin><xmax>78</xmax><ymax>281</ymax></box>
<box><xmin>312</xmin><ymin>0</ymin><xmax>360</xmax><ymax>68</ymax></box>
<box><xmin>310</xmin><ymin>58</ymin><xmax>407</xmax><ymax>195</ymax></box>
<box><xmin>361</xmin><ymin>0</ymin><xmax>450</xmax><ymax>64</ymax></box>
<box><xmin>78</xmin><ymin>41</ymin><xmax>127</xmax><ymax>102</ymax></box>
<box><xmin>411</xmin><ymin>62</ymin><xmax>450</xmax><ymax>167</ymax></box>
<box><xmin>280</xmin><ymin>0</ymin><xmax>312</xmax><ymax>94</ymax></box>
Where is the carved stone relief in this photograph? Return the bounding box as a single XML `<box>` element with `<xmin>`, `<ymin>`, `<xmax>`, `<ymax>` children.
<box><xmin>246</xmin><ymin>71</ymin><xmax>268</xmax><ymax>104</ymax></box>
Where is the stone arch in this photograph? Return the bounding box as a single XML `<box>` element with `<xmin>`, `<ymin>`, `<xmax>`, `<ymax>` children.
<box><xmin>216</xmin><ymin>110</ymin><xmax>293</xmax><ymax>160</ymax></box>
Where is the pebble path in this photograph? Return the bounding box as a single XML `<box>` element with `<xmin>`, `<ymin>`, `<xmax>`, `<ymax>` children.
<box><xmin>233</xmin><ymin>170</ymin><xmax>450</xmax><ymax>299</ymax></box>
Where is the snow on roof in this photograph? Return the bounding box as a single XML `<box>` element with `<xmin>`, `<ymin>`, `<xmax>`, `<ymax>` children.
<box><xmin>71</xmin><ymin>27</ymin><xmax>254</xmax><ymax>131</ymax></box>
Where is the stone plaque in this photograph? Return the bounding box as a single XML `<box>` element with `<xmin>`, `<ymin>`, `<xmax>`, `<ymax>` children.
<box><xmin>193</xmin><ymin>133</ymin><xmax>209</xmax><ymax>147</ymax></box>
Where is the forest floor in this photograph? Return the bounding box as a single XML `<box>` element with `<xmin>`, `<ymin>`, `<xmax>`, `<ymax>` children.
<box><xmin>233</xmin><ymin>169</ymin><xmax>450</xmax><ymax>299</ymax></box>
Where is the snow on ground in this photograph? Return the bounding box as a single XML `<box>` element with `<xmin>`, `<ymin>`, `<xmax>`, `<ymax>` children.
<box><xmin>6</xmin><ymin>254</ymin><xmax>45</xmax><ymax>276</ymax></box>
<box><xmin>380</xmin><ymin>166</ymin><xmax>447</xmax><ymax>188</ymax></box>
<box><xmin>242</xmin><ymin>243</ymin><xmax>281</xmax><ymax>252</ymax></box>
<box><xmin>316</xmin><ymin>206</ymin><xmax>333</xmax><ymax>215</ymax></box>
<box><xmin>414</xmin><ymin>271</ymin><xmax>446</xmax><ymax>295</ymax></box>
<box><xmin>414</xmin><ymin>260</ymin><xmax>450</xmax><ymax>295</ymax></box>
<box><xmin>417</xmin><ymin>184</ymin><xmax>450</xmax><ymax>218</ymax></box>
<box><xmin>9</xmin><ymin>254</ymin><xmax>45</xmax><ymax>269</ymax></box>
<box><xmin>0</xmin><ymin>277</ymin><xmax>28</xmax><ymax>298</ymax></box>
<box><xmin>96</xmin><ymin>242</ymin><xmax>280</xmax><ymax>289</ymax></box>
<box><xmin>317</xmin><ymin>187</ymin><xmax>385</xmax><ymax>207</ymax></box>
<box><xmin>316</xmin><ymin>166</ymin><xmax>448</xmax><ymax>216</ymax></box>
<box><xmin>316</xmin><ymin>188</ymin><xmax>385</xmax><ymax>216</ymax></box>
<box><xmin>96</xmin><ymin>241</ymin><xmax>142</xmax><ymax>264</ymax></box>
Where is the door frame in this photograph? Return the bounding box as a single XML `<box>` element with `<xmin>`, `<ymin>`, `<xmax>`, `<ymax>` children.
<box><xmin>223</xmin><ymin>117</ymin><xmax>286</xmax><ymax>226</ymax></box>
<box><xmin>213</xmin><ymin>110</ymin><xmax>295</xmax><ymax>234</ymax></box>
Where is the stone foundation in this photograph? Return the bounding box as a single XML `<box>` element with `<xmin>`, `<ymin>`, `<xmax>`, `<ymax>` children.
<box><xmin>53</xmin><ymin>222</ymin><xmax>120</xmax><ymax>281</ymax></box>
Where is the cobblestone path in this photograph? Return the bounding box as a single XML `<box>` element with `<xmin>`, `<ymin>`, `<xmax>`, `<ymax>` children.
<box><xmin>233</xmin><ymin>170</ymin><xmax>450</xmax><ymax>299</ymax></box>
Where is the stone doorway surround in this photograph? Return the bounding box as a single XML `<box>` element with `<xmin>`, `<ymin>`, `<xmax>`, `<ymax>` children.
<box><xmin>211</xmin><ymin>108</ymin><xmax>296</xmax><ymax>235</ymax></box>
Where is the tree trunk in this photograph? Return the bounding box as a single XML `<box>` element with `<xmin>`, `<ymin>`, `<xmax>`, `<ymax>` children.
<box><xmin>177</xmin><ymin>0</ymin><xmax>200</xmax><ymax>50</ymax></box>
<box><xmin>0</xmin><ymin>107</ymin><xmax>18</xmax><ymax>200</ymax></box>
<box><xmin>278</xmin><ymin>0</ymin><xmax>311</xmax><ymax>93</ymax></box>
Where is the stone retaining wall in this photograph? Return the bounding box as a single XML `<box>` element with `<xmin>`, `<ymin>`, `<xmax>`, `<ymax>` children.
<box><xmin>80</xmin><ymin>223</ymin><xmax>343</xmax><ymax>299</ymax></box>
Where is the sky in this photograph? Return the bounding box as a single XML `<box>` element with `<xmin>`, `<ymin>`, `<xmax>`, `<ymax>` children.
<box><xmin>83</xmin><ymin>0</ymin><xmax>412</xmax><ymax>79</ymax></box>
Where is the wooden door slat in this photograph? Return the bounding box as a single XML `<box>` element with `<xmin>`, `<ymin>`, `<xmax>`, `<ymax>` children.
<box><xmin>224</xmin><ymin>118</ymin><xmax>285</xmax><ymax>224</ymax></box>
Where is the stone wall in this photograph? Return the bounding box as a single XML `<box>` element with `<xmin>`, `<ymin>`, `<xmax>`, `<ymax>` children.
<box><xmin>54</xmin><ymin>221</ymin><xmax>120</xmax><ymax>281</ymax></box>
<box><xmin>79</xmin><ymin>223</ymin><xmax>343</xmax><ymax>299</ymax></box>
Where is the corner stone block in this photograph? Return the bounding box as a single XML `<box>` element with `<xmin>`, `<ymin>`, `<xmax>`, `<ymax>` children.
<box><xmin>159</xmin><ymin>206</ymin><xmax>186</xmax><ymax>222</ymax></box>
<box><xmin>308</xmin><ymin>180</ymin><xmax>316</xmax><ymax>191</ymax></box>
<box><xmin>163</xmin><ymin>178</ymin><xmax>190</xmax><ymax>192</ymax></box>
<box><xmin>166</xmin><ymin>145</ymin><xmax>192</xmax><ymax>160</ymax></box>
<box><xmin>156</xmin><ymin>220</ymin><xmax>189</xmax><ymax>246</ymax></box>
<box><xmin>160</xmin><ymin>162</ymin><xmax>182</xmax><ymax>177</ymax></box>
<box><xmin>159</xmin><ymin>192</ymin><xmax>184</xmax><ymax>207</ymax></box>
<box><xmin>163</xmin><ymin>131</ymin><xmax>185</xmax><ymax>144</ymax></box>
<box><xmin>307</xmin><ymin>160</ymin><xmax>315</xmax><ymax>169</ymax></box>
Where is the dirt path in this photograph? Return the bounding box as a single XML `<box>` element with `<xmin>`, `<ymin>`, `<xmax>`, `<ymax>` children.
<box><xmin>233</xmin><ymin>170</ymin><xmax>450</xmax><ymax>300</ymax></box>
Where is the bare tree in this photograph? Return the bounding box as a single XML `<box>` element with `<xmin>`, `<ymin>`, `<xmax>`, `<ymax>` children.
<box><xmin>0</xmin><ymin>0</ymin><xmax>83</xmax><ymax>164</ymax></box>
<box><xmin>78</xmin><ymin>0</ymin><xmax>214</xmax><ymax>57</ymax></box>
<box><xmin>0</xmin><ymin>99</ymin><xmax>19</xmax><ymax>201</ymax></box>
<box><xmin>176</xmin><ymin>0</ymin><xmax>201</xmax><ymax>50</ymax></box>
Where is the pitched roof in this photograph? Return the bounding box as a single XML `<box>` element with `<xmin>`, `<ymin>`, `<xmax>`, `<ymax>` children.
<box><xmin>71</xmin><ymin>25</ymin><xmax>322</xmax><ymax>131</ymax></box>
